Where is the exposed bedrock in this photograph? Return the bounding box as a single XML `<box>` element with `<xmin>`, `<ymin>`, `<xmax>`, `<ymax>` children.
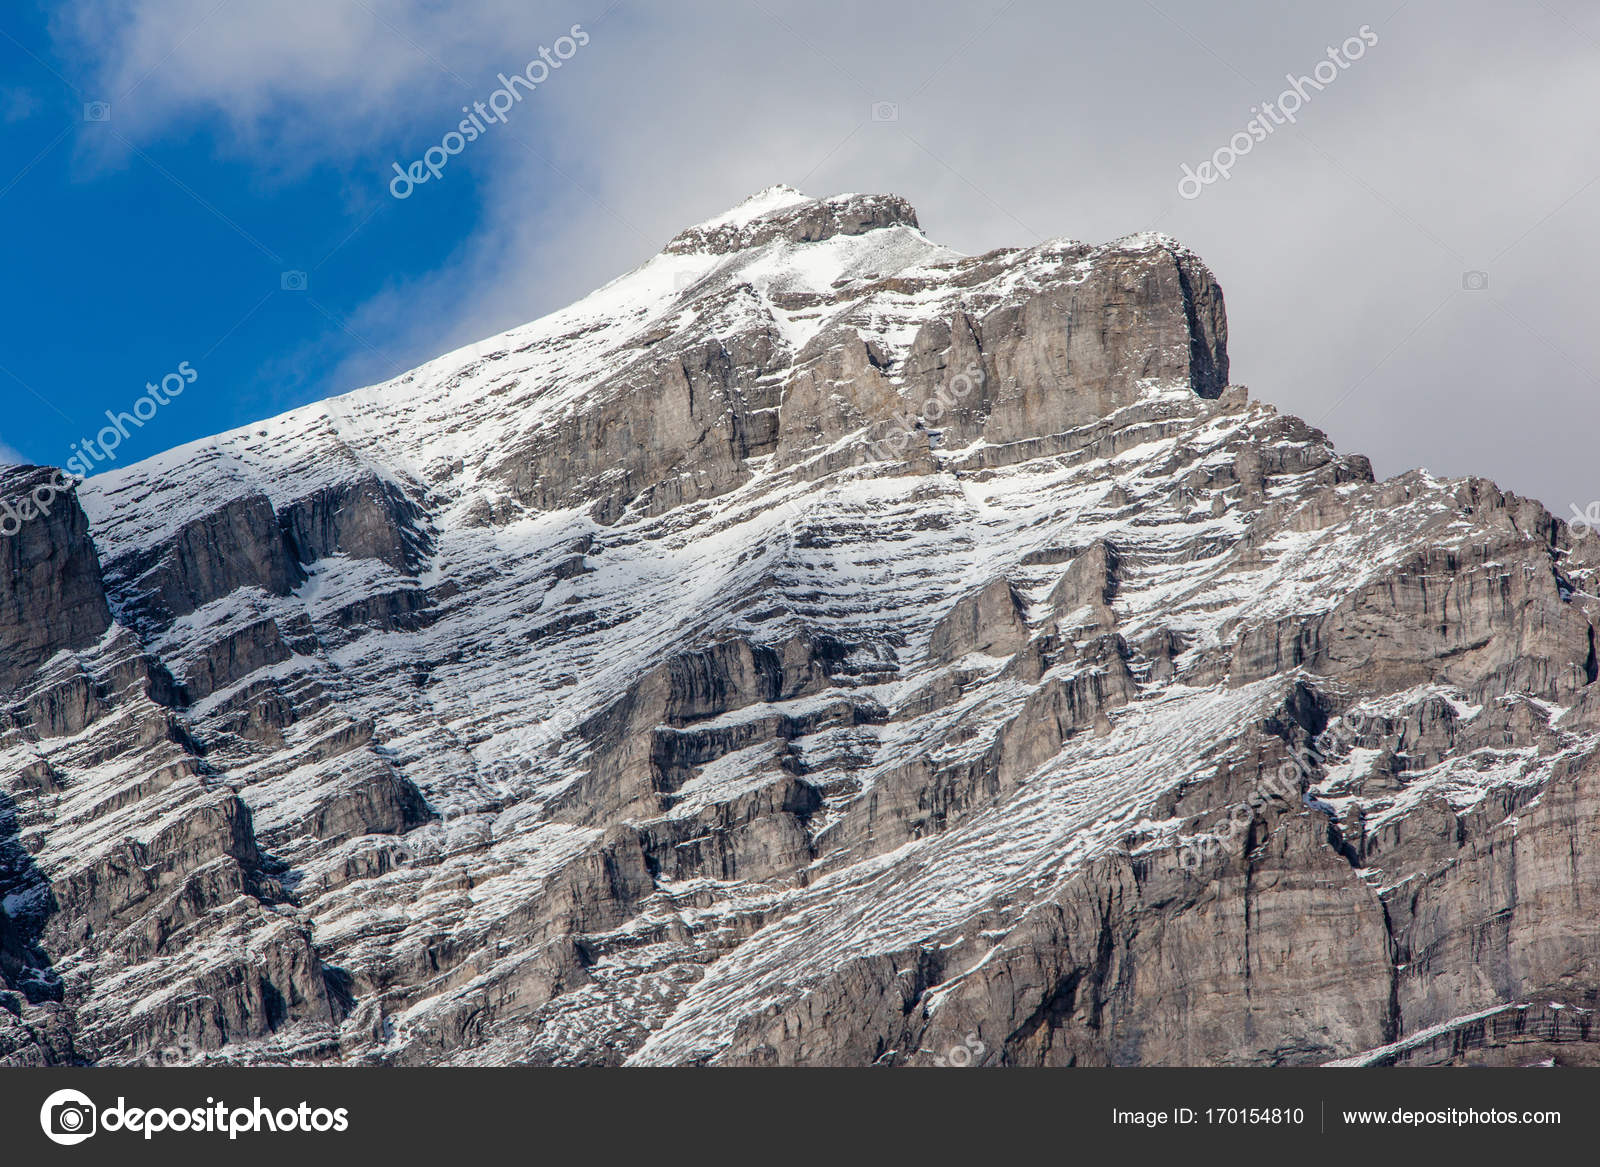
<box><xmin>279</xmin><ymin>475</ymin><xmax>434</xmax><ymax>574</ymax></box>
<box><xmin>493</xmin><ymin>327</ymin><xmax>785</xmax><ymax>524</ymax></box>
<box><xmin>0</xmin><ymin>468</ymin><xmax>111</xmax><ymax>692</ymax></box>
<box><xmin>1229</xmin><ymin>522</ymin><xmax>1593</xmax><ymax>702</ymax></box>
<box><xmin>4</xmin><ymin>188</ymin><xmax>1598</xmax><ymax>1068</ymax></box>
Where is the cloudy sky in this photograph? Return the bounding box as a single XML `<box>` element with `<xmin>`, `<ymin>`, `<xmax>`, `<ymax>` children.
<box><xmin>1</xmin><ymin>0</ymin><xmax>1596</xmax><ymax>520</ymax></box>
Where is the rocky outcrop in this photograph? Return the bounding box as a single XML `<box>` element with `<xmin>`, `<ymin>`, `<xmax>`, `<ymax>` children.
<box><xmin>278</xmin><ymin>474</ymin><xmax>433</xmax><ymax>574</ymax></box>
<box><xmin>664</xmin><ymin>188</ymin><xmax>919</xmax><ymax>255</ymax></box>
<box><xmin>929</xmin><ymin>578</ymin><xmax>1030</xmax><ymax>662</ymax></box>
<box><xmin>0</xmin><ymin>468</ymin><xmax>111</xmax><ymax>691</ymax></box>
<box><xmin>100</xmin><ymin>491</ymin><xmax>303</xmax><ymax>630</ymax></box>
<box><xmin>1048</xmin><ymin>542</ymin><xmax>1121</xmax><ymax>629</ymax></box>
<box><xmin>553</xmin><ymin>636</ymin><xmax>838</xmax><ymax>826</ymax></box>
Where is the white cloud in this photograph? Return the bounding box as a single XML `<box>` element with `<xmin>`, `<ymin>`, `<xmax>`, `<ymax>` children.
<box><xmin>57</xmin><ymin>1</ymin><xmax>541</xmax><ymax>146</ymax></box>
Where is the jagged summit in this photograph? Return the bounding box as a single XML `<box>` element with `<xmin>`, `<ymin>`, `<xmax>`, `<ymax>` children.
<box><xmin>4</xmin><ymin>188</ymin><xmax>1599</xmax><ymax>1069</ymax></box>
<box><xmin>664</xmin><ymin>186</ymin><xmax>920</xmax><ymax>255</ymax></box>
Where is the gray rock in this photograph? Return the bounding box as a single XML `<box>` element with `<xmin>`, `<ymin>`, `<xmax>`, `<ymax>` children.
<box><xmin>2</xmin><ymin>188</ymin><xmax>1597</xmax><ymax>1070</ymax></box>
<box><xmin>1</xmin><ymin>468</ymin><xmax>111</xmax><ymax>691</ymax></box>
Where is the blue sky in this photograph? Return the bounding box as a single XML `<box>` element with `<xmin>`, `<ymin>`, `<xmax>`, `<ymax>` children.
<box><xmin>0</xmin><ymin>2</ymin><xmax>564</xmax><ymax>471</ymax></box>
<box><xmin>1</xmin><ymin>0</ymin><xmax>1596</xmax><ymax>518</ymax></box>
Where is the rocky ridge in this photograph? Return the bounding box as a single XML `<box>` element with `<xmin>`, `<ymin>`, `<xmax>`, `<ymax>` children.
<box><xmin>3</xmin><ymin>185</ymin><xmax>1599</xmax><ymax>1067</ymax></box>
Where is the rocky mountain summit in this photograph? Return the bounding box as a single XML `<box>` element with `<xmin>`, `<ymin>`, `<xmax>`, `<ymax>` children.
<box><xmin>4</xmin><ymin>185</ymin><xmax>1600</xmax><ymax>1067</ymax></box>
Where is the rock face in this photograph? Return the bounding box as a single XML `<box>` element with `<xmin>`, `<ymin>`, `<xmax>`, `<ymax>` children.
<box><xmin>0</xmin><ymin>467</ymin><xmax>111</xmax><ymax>689</ymax></box>
<box><xmin>3</xmin><ymin>185</ymin><xmax>1600</xmax><ymax>1067</ymax></box>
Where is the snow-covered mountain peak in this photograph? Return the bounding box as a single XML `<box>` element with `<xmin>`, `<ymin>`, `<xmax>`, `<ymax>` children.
<box><xmin>10</xmin><ymin>187</ymin><xmax>1593</xmax><ymax>1071</ymax></box>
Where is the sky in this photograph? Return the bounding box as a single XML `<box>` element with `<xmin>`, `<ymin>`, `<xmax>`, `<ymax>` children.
<box><xmin>0</xmin><ymin>0</ymin><xmax>1597</xmax><ymax>520</ymax></box>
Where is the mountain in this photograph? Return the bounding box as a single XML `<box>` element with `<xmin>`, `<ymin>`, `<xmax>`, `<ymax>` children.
<box><xmin>4</xmin><ymin>186</ymin><xmax>1600</xmax><ymax>1067</ymax></box>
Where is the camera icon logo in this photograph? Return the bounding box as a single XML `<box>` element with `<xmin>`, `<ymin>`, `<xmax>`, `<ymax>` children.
<box><xmin>83</xmin><ymin>101</ymin><xmax>111</xmax><ymax>122</ymax></box>
<box><xmin>281</xmin><ymin>270</ymin><xmax>308</xmax><ymax>292</ymax></box>
<box><xmin>40</xmin><ymin>1088</ymin><xmax>97</xmax><ymax>1146</ymax></box>
<box><xmin>1462</xmin><ymin>270</ymin><xmax>1489</xmax><ymax>291</ymax></box>
<box><xmin>871</xmin><ymin>100</ymin><xmax>899</xmax><ymax>122</ymax></box>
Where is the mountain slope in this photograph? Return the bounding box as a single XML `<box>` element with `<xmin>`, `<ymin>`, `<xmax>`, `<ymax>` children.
<box><xmin>3</xmin><ymin>186</ymin><xmax>1599</xmax><ymax>1067</ymax></box>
